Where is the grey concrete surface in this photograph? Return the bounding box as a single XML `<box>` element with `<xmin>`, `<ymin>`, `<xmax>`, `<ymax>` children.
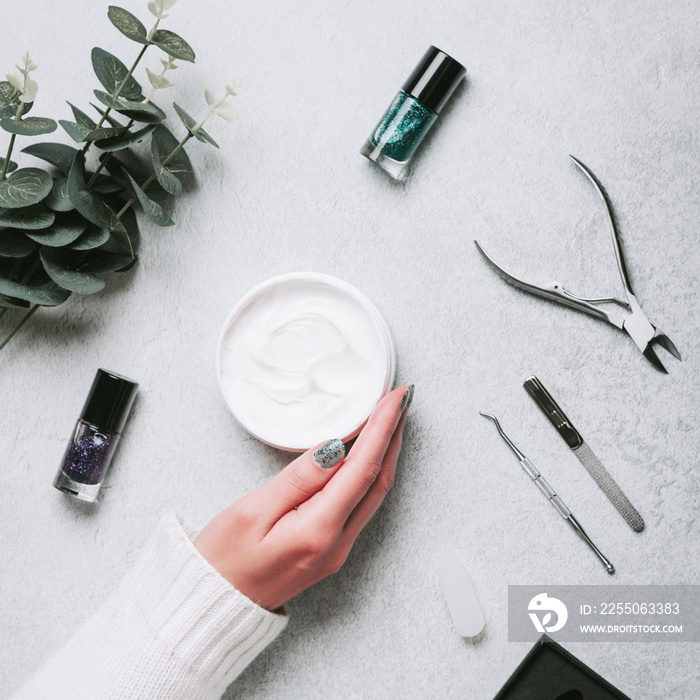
<box><xmin>2</xmin><ymin>0</ymin><xmax>699</xmax><ymax>698</ymax></box>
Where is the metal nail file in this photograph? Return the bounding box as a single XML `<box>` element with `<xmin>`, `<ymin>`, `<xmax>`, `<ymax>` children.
<box><xmin>523</xmin><ymin>376</ymin><xmax>645</xmax><ymax>532</ymax></box>
<box><xmin>480</xmin><ymin>412</ymin><xmax>615</xmax><ymax>575</ymax></box>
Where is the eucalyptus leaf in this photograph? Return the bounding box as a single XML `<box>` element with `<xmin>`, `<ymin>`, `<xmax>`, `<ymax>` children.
<box><xmin>0</xmin><ymin>117</ymin><xmax>58</xmax><ymax>136</ymax></box>
<box><xmin>95</xmin><ymin>123</ymin><xmax>155</xmax><ymax>152</ymax></box>
<box><xmin>107</xmin><ymin>6</ymin><xmax>148</xmax><ymax>44</ymax></box>
<box><xmin>59</xmin><ymin>120</ymin><xmax>92</xmax><ymax>143</ymax></box>
<box><xmin>0</xmin><ymin>292</ymin><xmax>30</xmax><ymax>309</ymax></box>
<box><xmin>0</xmin><ymin>276</ymin><xmax>70</xmax><ymax>306</ymax></box>
<box><xmin>67</xmin><ymin>102</ymin><xmax>96</xmax><ymax>129</ymax></box>
<box><xmin>152</xmin><ymin>125</ymin><xmax>192</xmax><ymax>173</ymax></box>
<box><xmin>151</xmin><ymin>30</ymin><xmax>196</xmax><ymax>62</ymax></box>
<box><xmin>119</xmin><ymin>205</ymin><xmax>139</xmax><ymax>244</ymax></box>
<box><xmin>102</xmin><ymin>149</ymin><xmax>149</xmax><ymax>176</ymax></box>
<box><xmin>0</xmin><ymin>81</ymin><xmax>33</xmax><ymax>119</ymax></box>
<box><xmin>104</xmin><ymin>203</ymin><xmax>134</xmax><ymax>255</ymax></box>
<box><xmin>114</xmin><ymin>255</ymin><xmax>138</xmax><ymax>272</ymax></box>
<box><xmin>40</xmin><ymin>247</ymin><xmax>105</xmax><ymax>294</ymax></box>
<box><xmin>0</xmin><ymin>230</ymin><xmax>37</xmax><ymax>258</ymax></box>
<box><xmin>0</xmin><ymin>168</ymin><xmax>53</xmax><ymax>209</ymax></box>
<box><xmin>101</xmin><ymin>202</ymin><xmax>139</xmax><ymax>247</ymax></box>
<box><xmin>98</xmin><ymin>153</ymin><xmax>135</xmax><ymax>187</ymax></box>
<box><xmin>92</xmin><ymin>48</ymin><xmax>143</xmax><ymax>101</ymax></box>
<box><xmin>67</xmin><ymin>153</ymin><xmax>104</xmax><ymax>226</ymax></box>
<box><xmin>142</xmin><ymin>184</ymin><xmax>169</xmax><ymax>203</ymax></box>
<box><xmin>21</xmin><ymin>143</ymin><xmax>78</xmax><ymax>173</ymax></box>
<box><xmin>93</xmin><ymin>90</ymin><xmax>165</xmax><ymax>124</ymax></box>
<box><xmin>173</xmin><ymin>103</ymin><xmax>219</xmax><ymax>148</ymax></box>
<box><xmin>26</xmin><ymin>216</ymin><xmax>88</xmax><ymax>247</ymax></box>
<box><xmin>68</xmin><ymin>225</ymin><xmax>111</xmax><ymax>251</ymax></box>
<box><xmin>122</xmin><ymin>170</ymin><xmax>174</xmax><ymax>226</ymax></box>
<box><xmin>90</xmin><ymin>103</ymin><xmax>126</xmax><ymax>128</ymax></box>
<box><xmin>44</xmin><ymin>178</ymin><xmax>75</xmax><ymax>212</ymax></box>
<box><xmin>79</xmin><ymin>250</ymin><xmax>134</xmax><ymax>273</ymax></box>
<box><xmin>172</xmin><ymin>103</ymin><xmax>196</xmax><ymax>130</ymax></box>
<box><xmin>151</xmin><ymin>138</ymin><xmax>182</xmax><ymax>194</ymax></box>
<box><xmin>27</xmin><ymin>263</ymin><xmax>51</xmax><ymax>287</ymax></box>
<box><xmin>91</xmin><ymin>176</ymin><xmax>124</xmax><ymax>194</ymax></box>
<box><xmin>99</xmin><ymin>157</ymin><xmax>162</xmax><ymax>201</ymax></box>
<box><xmin>83</xmin><ymin>125</ymin><xmax>128</xmax><ymax>142</ymax></box>
<box><xmin>0</xmin><ymin>158</ymin><xmax>18</xmax><ymax>175</ymax></box>
<box><xmin>93</xmin><ymin>90</ymin><xmax>130</xmax><ymax>111</ymax></box>
<box><xmin>0</xmin><ymin>81</ymin><xmax>21</xmax><ymax>119</ymax></box>
<box><xmin>0</xmin><ymin>205</ymin><xmax>55</xmax><ymax>229</ymax></box>
<box><xmin>153</xmin><ymin>161</ymin><xmax>182</xmax><ymax>195</ymax></box>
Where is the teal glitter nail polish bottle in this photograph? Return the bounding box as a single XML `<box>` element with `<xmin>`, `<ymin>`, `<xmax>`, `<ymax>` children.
<box><xmin>360</xmin><ymin>46</ymin><xmax>466</xmax><ymax>180</ymax></box>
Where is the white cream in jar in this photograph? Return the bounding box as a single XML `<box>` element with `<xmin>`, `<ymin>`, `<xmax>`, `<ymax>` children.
<box><xmin>217</xmin><ymin>273</ymin><xmax>396</xmax><ymax>451</ymax></box>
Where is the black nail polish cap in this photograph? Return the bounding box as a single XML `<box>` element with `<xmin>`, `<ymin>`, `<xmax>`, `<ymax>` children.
<box><xmin>80</xmin><ymin>369</ymin><xmax>139</xmax><ymax>434</ymax></box>
<box><xmin>401</xmin><ymin>46</ymin><xmax>466</xmax><ymax>114</ymax></box>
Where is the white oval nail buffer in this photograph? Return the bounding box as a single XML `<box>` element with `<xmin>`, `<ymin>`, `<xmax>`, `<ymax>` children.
<box><xmin>438</xmin><ymin>547</ymin><xmax>485</xmax><ymax>637</ymax></box>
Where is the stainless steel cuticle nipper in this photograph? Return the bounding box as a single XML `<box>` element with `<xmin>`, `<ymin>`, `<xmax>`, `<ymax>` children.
<box><xmin>474</xmin><ymin>155</ymin><xmax>681</xmax><ymax>373</ymax></box>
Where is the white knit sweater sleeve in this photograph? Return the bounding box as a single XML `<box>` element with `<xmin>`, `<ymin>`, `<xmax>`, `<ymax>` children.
<box><xmin>12</xmin><ymin>513</ymin><xmax>288</xmax><ymax>700</ymax></box>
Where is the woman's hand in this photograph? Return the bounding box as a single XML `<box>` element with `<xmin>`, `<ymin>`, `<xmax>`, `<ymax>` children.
<box><xmin>194</xmin><ymin>384</ymin><xmax>414</xmax><ymax>611</ymax></box>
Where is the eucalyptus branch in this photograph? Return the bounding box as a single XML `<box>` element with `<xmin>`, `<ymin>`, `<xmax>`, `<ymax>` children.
<box><xmin>0</xmin><ymin>1</ymin><xmax>236</xmax><ymax>354</ymax></box>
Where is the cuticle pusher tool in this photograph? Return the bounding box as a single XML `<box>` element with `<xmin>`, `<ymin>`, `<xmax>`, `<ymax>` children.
<box><xmin>480</xmin><ymin>411</ymin><xmax>615</xmax><ymax>575</ymax></box>
<box><xmin>524</xmin><ymin>375</ymin><xmax>644</xmax><ymax>532</ymax></box>
<box><xmin>474</xmin><ymin>155</ymin><xmax>681</xmax><ymax>373</ymax></box>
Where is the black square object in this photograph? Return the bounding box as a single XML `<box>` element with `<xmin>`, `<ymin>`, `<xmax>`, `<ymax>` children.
<box><xmin>493</xmin><ymin>635</ymin><xmax>632</xmax><ymax>700</ymax></box>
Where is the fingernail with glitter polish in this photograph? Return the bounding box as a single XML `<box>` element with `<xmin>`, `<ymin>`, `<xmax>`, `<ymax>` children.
<box><xmin>360</xmin><ymin>46</ymin><xmax>466</xmax><ymax>180</ymax></box>
<box><xmin>401</xmin><ymin>384</ymin><xmax>415</xmax><ymax>412</ymax></box>
<box><xmin>313</xmin><ymin>439</ymin><xmax>345</xmax><ymax>469</ymax></box>
<box><xmin>53</xmin><ymin>369</ymin><xmax>138</xmax><ymax>503</ymax></box>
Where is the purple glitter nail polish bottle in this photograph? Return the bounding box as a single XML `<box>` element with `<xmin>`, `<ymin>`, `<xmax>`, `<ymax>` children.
<box><xmin>53</xmin><ymin>369</ymin><xmax>138</xmax><ymax>503</ymax></box>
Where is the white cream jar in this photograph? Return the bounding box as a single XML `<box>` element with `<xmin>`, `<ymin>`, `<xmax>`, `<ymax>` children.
<box><xmin>216</xmin><ymin>273</ymin><xmax>396</xmax><ymax>451</ymax></box>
